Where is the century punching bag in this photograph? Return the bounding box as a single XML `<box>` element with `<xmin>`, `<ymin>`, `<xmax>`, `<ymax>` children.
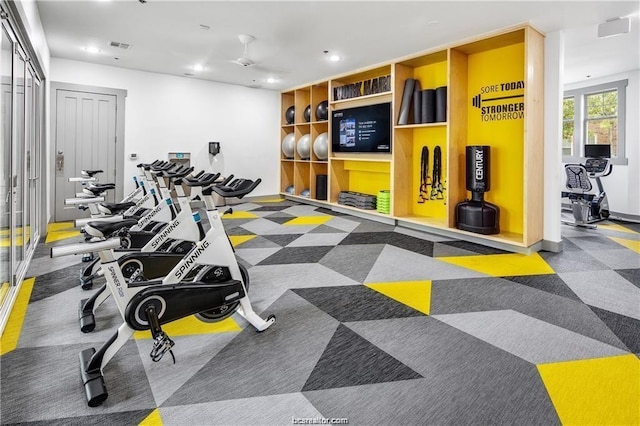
<box><xmin>455</xmin><ymin>146</ymin><xmax>500</xmax><ymax>234</ymax></box>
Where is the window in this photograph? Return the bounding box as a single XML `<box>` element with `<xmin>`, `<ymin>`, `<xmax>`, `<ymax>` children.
<box><xmin>563</xmin><ymin>79</ymin><xmax>627</xmax><ymax>164</ymax></box>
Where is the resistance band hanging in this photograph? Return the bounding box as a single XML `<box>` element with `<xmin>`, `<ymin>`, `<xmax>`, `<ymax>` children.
<box><xmin>431</xmin><ymin>146</ymin><xmax>446</xmax><ymax>200</ymax></box>
<box><xmin>418</xmin><ymin>146</ymin><xmax>430</xmax><ymax>203</ymax></box>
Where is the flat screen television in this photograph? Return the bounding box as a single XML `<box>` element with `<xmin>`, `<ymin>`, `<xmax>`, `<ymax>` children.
<box><xmin>331</xmin><ymin>102</ymin><xmax>391</xmax><ymax>153</ymax></box>
<box><xmin>584</xmin><ymin>144</ymin><xmax>611</xmax><ymax>158</ymax></box>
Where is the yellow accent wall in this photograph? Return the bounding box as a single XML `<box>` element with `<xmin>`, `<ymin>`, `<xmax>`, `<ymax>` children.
<box><xmin>466</xmin><ymin>42</ymin><xmax>525</xmax><ymax>235</ymax></box>
<box><xmin>346</xmin><ymin>161</ymin><xmax>391</xmax><ymax>195</ymax></box>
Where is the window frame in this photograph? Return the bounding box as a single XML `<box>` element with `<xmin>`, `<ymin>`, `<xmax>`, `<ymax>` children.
<box><xmin>563</xmin><ymin>79</ymin><xmax>628</xmax><ymax>165</ymax></box>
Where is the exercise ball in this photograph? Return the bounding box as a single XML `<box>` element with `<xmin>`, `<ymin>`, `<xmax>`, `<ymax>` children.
<box><xmin>285</xmin><ymin>106</ymin><xmax>295</xmax><ymax>124</ymax></box>
<box><xmin>297</xmin><ymin>134</ymin><xmax>311</xmax><ymax>159</ymax></box>
<box><xmin>315</xmin><ymin>100</ymin><xmax>328</xmax><ymax>121</ymax></box>
<box><xmin>300</xmin><ymin>189</ymin><xmax>310</xmax><ymax>198</ymax></box>
<box><xmin>281</xmin><ymin>133</ymin><xmax>295</xmax><ymax>158</ymax></box>
<box><xmin>304</xmin><ymin>105</ymin><xmax>311</xmax><ymax>122</ymax></box>
<box><xmin>285</xmin><ymin>185</ymin><xmax>294</xmax><ymax>195</ymax></box>
<box><xmin>313</xmin><ymin>132</ymin><xmax>329</xmax><ymax>160</ymax></box>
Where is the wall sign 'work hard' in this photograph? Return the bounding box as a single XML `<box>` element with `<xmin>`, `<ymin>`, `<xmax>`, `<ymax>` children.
<box><xmin>471</xmin><ymin>80</ymin><xmax>525</xmax><ymax>122</ymax></box>
<box><xmin>334</xmin><ymin>75</ymin><xmax>391</xmax><ymax>101</ymax></box>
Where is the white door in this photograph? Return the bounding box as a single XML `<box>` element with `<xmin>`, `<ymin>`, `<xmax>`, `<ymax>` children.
<box><xmin>53</xmin><ymin>89</ymin><xmax>118</xmax><ymax>221</ymax></box>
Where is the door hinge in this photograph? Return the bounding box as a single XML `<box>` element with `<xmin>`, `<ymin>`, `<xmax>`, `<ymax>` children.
<box><xmin>1</xmin><ymin>10</ymin><xmax>9</xmax><ymax>20</ymax></box>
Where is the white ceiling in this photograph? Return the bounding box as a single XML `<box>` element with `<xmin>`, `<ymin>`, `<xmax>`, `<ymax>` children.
<box><xmin>37</xmin><ymin>0</ymin><xmax>640</xmax><ymax>90</ymax></box>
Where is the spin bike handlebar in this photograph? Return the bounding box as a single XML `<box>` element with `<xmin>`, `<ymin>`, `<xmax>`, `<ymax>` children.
<box><xmin>51</xmin><ymin>238</ymin><xmax>121</xmax><ymax>258</ymax></box>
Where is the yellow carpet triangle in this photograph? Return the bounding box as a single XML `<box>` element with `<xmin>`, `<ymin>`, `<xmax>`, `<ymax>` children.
<box><xmin>284</xmin><ymin>216</ymin><xmax>331</xmax><ymax>226</ymax></box>
<box><xmin>257</xmin><ymin>198</ymin><xmax>285</xmax><ymax>203</ymax></box>
<box><xmin>537</xmin><ymin>354</ymin><xmax>639</xmax><ymax>425</ymax></box>
<box><xmin>133</xmin><ymin>315</ymin><xmax>240</xmax><ymax>340</ymax></box>
<box><xmin>598</xmin><ymin>223</ymin><xmax>639</xmax><ymax>235</ymax></box>
<box><xmin>0</xmin><ymin>282</ymin><xmax>9</xmax><ymax>307</ymax></box>
<box><xmin>222</xmin><ymin>210</ymin><xmax>258</xmax><ymax>219</ymax></box>
<box><xmin>0</xmin><ymin>278</ymin><xmax>35</xmax><ymax>356</ymax></box>
<box><xmin>438</xmin><ymin>252</ymin><xmax>554</xmax><ymax>277</ymax></box>
<box><xmin>139</xmin><ymin>408</ymin><xmax>163</xmax><ymax>426</ymax></box>
<box><xmin>229</xmin><ymin>234</ymin><xmax>257</xmax><ymax>248</ymax></box>
<box><xmin>366</xmin><ymin>281</ymin><xmax>431</xmax><ymax>315</ymax></box>
<box><xmin>608</xmin><ymin>236</ymin><xmax>640</xmax><ymax>254</ymax></box>
<box><xmin>46</xmin><ymin>221</ymin><xmax>80</xmax><ymax>244</ymax></box>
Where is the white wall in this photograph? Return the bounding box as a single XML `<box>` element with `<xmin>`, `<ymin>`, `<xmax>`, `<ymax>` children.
<box><xmin>564</xmin><ymin>70</ymin><xmax>640</xmax><ymax>217</ymax></box>
<box><xmin>50</xmin><ymin>58</ymin><xmax>280</xmax><ymax>197</ymax></box>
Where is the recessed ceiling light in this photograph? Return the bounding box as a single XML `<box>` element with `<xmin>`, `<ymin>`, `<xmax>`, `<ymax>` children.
<box><xmin>266</xmin><ymin>77</ymin><xmax>277</xmax><ymax>84</ymax></box>
<box><xmin>329</xmin><ymin>55</ymin><xmax>341</xmax><ymax>62</ymax></box>
<box><xmin>84</xmin><ymin>46</ymin><xmax>100</xmax><ymax>54</ymax></box>
<box><xmin>193</xmin><ymin>64</ymin><xmax>204</xmax><ymax>72</ymax></box>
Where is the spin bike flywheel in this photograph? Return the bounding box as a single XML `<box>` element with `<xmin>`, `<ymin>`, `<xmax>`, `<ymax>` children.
<box><xmin>195</xmin><ymin>263</ymin><xmax>249</xmax><ymax>323</ymax></box>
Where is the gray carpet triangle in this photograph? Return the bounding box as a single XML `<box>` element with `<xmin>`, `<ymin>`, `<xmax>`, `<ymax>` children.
<box><xmin>588</xmin><ymin>305</ymin><xmax>640</xmax><ymax>353</ymax></box>
<box><xmin>315</xmin><ymin>207</ymin><xmax>347</xmax><ymax>216</ymax></box>
<box><xmin>252</xmin><ymin>205</ymin><xmax>292</xmax><ymax>211</ymax></box>
<box><xmin>302</xmin><ymin>324</ymin><xmax>422</xmax><ymax>391</ymax></box>
<box><xmin>432</xmin><ymin>242</ymin><xmax>478</xmax><ymax>257</ymax></box>
<box><xmin>262</xmin><ymin>234</ymin><xmax>303</xmax><ymax>247</ymax></box>
<box><xmin>615</xmin><ymin>268</ymin><xmax>640</xmax><ymax>289</ymax></box>
<box><xmin>438</xmin><ymin>240</ymin><xmax>511</xmax><ymax>255</ymax></box>
<box><xmin>309</xmin><ymin>224</ymin><xmax>347</xmax><ymax>234</ymax></box>
<box><xmin>258</xmin><ymin>246</ymin><xmax>334</xmax><ymax>265</ymax></box>
<box><xmin>292</xmin><ymin>285</ymin><xmax>425</xmax><ymax>322</ymax></box>
<box><xmin>319</xmin><ymin>244</ymin><xmax>385</xmax><ymax>283</ymax></box>
<box><xmin>265</xmin><ymin>216</ymin><xmax>297</xmax><ymax>225</ymax></box>
<box><xmin>5</xmin><ymin>410</ymin><xmax>156</xmax><ymax>425</ymax></box>
<box><xmin>28</xmin><ymin>263</ymin><xmax>89</xmax><ymax>303</ymax></box>
<box><xmin>339</xmin><ymin>232</ymin><xmax>434</xmax><ymax>257</ymax></box>
<box><xmin>503</xmin><ymin>274</ymin><xmax>582</xmax><ymax>301</ymax></box>
<box><xmin>225</xmin><ymin>224</ymin><xmax>257</xmax><ymax>236</ymax></box>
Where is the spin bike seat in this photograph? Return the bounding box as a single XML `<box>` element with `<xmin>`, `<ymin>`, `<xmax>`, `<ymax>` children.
<box><xmin>209</xmin><ymin>178</ymin><xmax>262</xmax><ymax>199</ymax></box>
<box><xmin>85</xmin><ymin>218</ymin><xmax>139</xmax><ymax>238</ymax></box>
<box><xmin>81</xmin><ymin>169</ymin><xmax>103</xmax><ymax>178</ymax></box>
<box><xmin>180</xmin><ymin>173</ymin><xmax>221</xmax><ymax>187</ymax></box>
<box><xmin>99</xmin><ymin>202</ymin><xmax>136</xmax><ymax>215</ymax></box>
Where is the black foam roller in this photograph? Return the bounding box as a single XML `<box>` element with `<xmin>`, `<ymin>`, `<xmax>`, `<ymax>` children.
<box><xmin>436</xmin><ymin>86</ymin><xmax>447</xmax><ymax>122</ymax></box>
<box><xmin>421</xmin><ymin>89</ymin><xmax>436</xmax><ymax>123</ymax></box>
<box><xmin>412</xmin><ymin>80</ymin><xmax>422</xmax><ymax>125</ymax></box>
<box><xmin>316</xmin><ymin>175</ymin><xmax>327</xmax><ymax>201</ymax></box>
<box><xmin>397</xmin><ymin>78</ymin><xmax>415</xmax><ymax>125</ymax></box>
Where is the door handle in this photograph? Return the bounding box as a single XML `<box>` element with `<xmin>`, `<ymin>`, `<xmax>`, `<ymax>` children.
<box><xmin>56</xmin><ymin>150</ymin><xmax>64</xmax><ymax>172</ymax></box>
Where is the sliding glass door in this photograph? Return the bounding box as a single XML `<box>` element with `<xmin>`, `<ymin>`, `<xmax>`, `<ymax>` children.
<box><xmin>0</xmin><ymin>9</ymin><xmax>45</xmax><ymax>334</ymax></box>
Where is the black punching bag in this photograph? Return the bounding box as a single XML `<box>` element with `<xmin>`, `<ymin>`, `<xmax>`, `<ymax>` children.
<box><xmin>455</xmin><ymin>145</ymin><xmax>500</xmax><ymax>235</ymax></box>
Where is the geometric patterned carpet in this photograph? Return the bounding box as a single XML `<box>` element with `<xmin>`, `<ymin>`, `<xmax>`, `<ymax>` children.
<box><xmin>1</xmin><ymin>199</ymin><xmax>639</xmax><ymax>425</ymax></box>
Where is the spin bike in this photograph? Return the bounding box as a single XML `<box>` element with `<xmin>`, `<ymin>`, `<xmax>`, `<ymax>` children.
<box><xmin>51</xmin><ymin>185</ymin><xmax>275</xmax><ymax>407</ymax></box>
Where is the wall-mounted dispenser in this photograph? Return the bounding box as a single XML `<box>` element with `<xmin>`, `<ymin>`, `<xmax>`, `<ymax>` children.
<box><xmin>209</xmin><ymin>141</ymin><xmax>220</xmax><ymax>156</ymax></box>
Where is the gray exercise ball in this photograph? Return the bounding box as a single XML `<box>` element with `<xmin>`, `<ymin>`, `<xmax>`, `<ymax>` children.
<box><xmin>281</xmin><ymin>133</ymin><xmax>295</xmax><ymax>158</ymax></box>
<box><xmin>313</xmin><ymin>132</ymin><xmax>329</xmax><ymax>160</ymax></box>
<box><xmin>297</xmin><ymin>134</ymin><xmax>311</xmax><ymax>159</ymax></box>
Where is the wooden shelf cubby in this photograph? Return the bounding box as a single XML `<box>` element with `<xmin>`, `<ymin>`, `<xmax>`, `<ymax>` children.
<box><xmin>278</xmin><ymin>24</ymin><xmax>544</xmax><ymax>251</ymax></box>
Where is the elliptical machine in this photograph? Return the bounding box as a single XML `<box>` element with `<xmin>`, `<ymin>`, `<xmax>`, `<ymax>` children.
<box><xmin>562</xmin><ymin>144</ymin><xmax>612</xmax><ymax>229</ymax></box>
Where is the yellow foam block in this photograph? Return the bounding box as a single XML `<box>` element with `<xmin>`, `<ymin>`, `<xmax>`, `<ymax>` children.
<box><xmin>537</xmin><ymin>354</ymin><xmax>640</xmax><ymax>425</ymax></box>
<box><xmin>0</xmin><ymin>278</ymin><xmax>35</xmax><ymax>356</ymax></box>
<box><xmin>598</xmin><ymin>223</ymin><xmax>639</xmax><ymax>235</ymax></box>
<box><xmin>133</xmin><ymin>315</ymin><xmax>240</xmax><ymax>340</ymax></box>
<box><xmin>139</xmin><ymin>408</ymin><xmax>163</xmax><ymax>426</ymax></box>
<box><xmin>608</xmin><ymin>236</ymin><xmax>640</xmax><ymax>254</ymax></box>
<box><xmin>229</xmin><ymin>235</ymin><xmax>256</xmax><ymax>248</ymax></box>
<box><xmin>366</xmin><ymin>281</ymin><xmax>432</xmax><ymax>315</ymax></box>
<box><xmin>284</xmin><ymin>216</ymin><xmax>331</xmax><ymax>226</ymax></box>
<box><xmin>222</xmin><ymin>211</ymin><xmax>259</xmax><ymax>219</ymax></box>
<box><xmin>438</xmin><ymin>253</ymin><xmax>554</xmax><ymax>277</ymax></box>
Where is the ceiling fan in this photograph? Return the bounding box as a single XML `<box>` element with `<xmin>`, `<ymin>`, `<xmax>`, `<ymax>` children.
<box><xmin>232</xmin><ymin>34</ymin><xmax>256</xmax><ymax>67</ymax></box>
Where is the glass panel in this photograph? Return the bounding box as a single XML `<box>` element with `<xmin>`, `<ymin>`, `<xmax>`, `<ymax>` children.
<box><xmin>31</xmin><ymin>77</ymin><xmax>40</xmax><ymax>246</ymax></box>
<box><xmin>586</xmin><ymin>118</ymin><xmax>618</xmax><ymax>156</ymax></box>
<box><xmin>23</xmin><ymin>65</ymin><xmax>32</xmax><ymax>251</ymax></box>
<box><xmin>13</xmin><ymin>49</ymin><xmax>25</xmax><ymax>268</ymax></box>
<box><xmin>586</xmin><ymin>90</ymin><xmax>617</xmax><ymax>118</ymax></box>
<box><xmin>1</xmin><ymin>27</ymin><xmax>12</xmax><ymax>287</ymax></box>
<box><xmin>562</xmin><ymin>98</ymin><xmax>574</xmax><ymax>156</ymax></box>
